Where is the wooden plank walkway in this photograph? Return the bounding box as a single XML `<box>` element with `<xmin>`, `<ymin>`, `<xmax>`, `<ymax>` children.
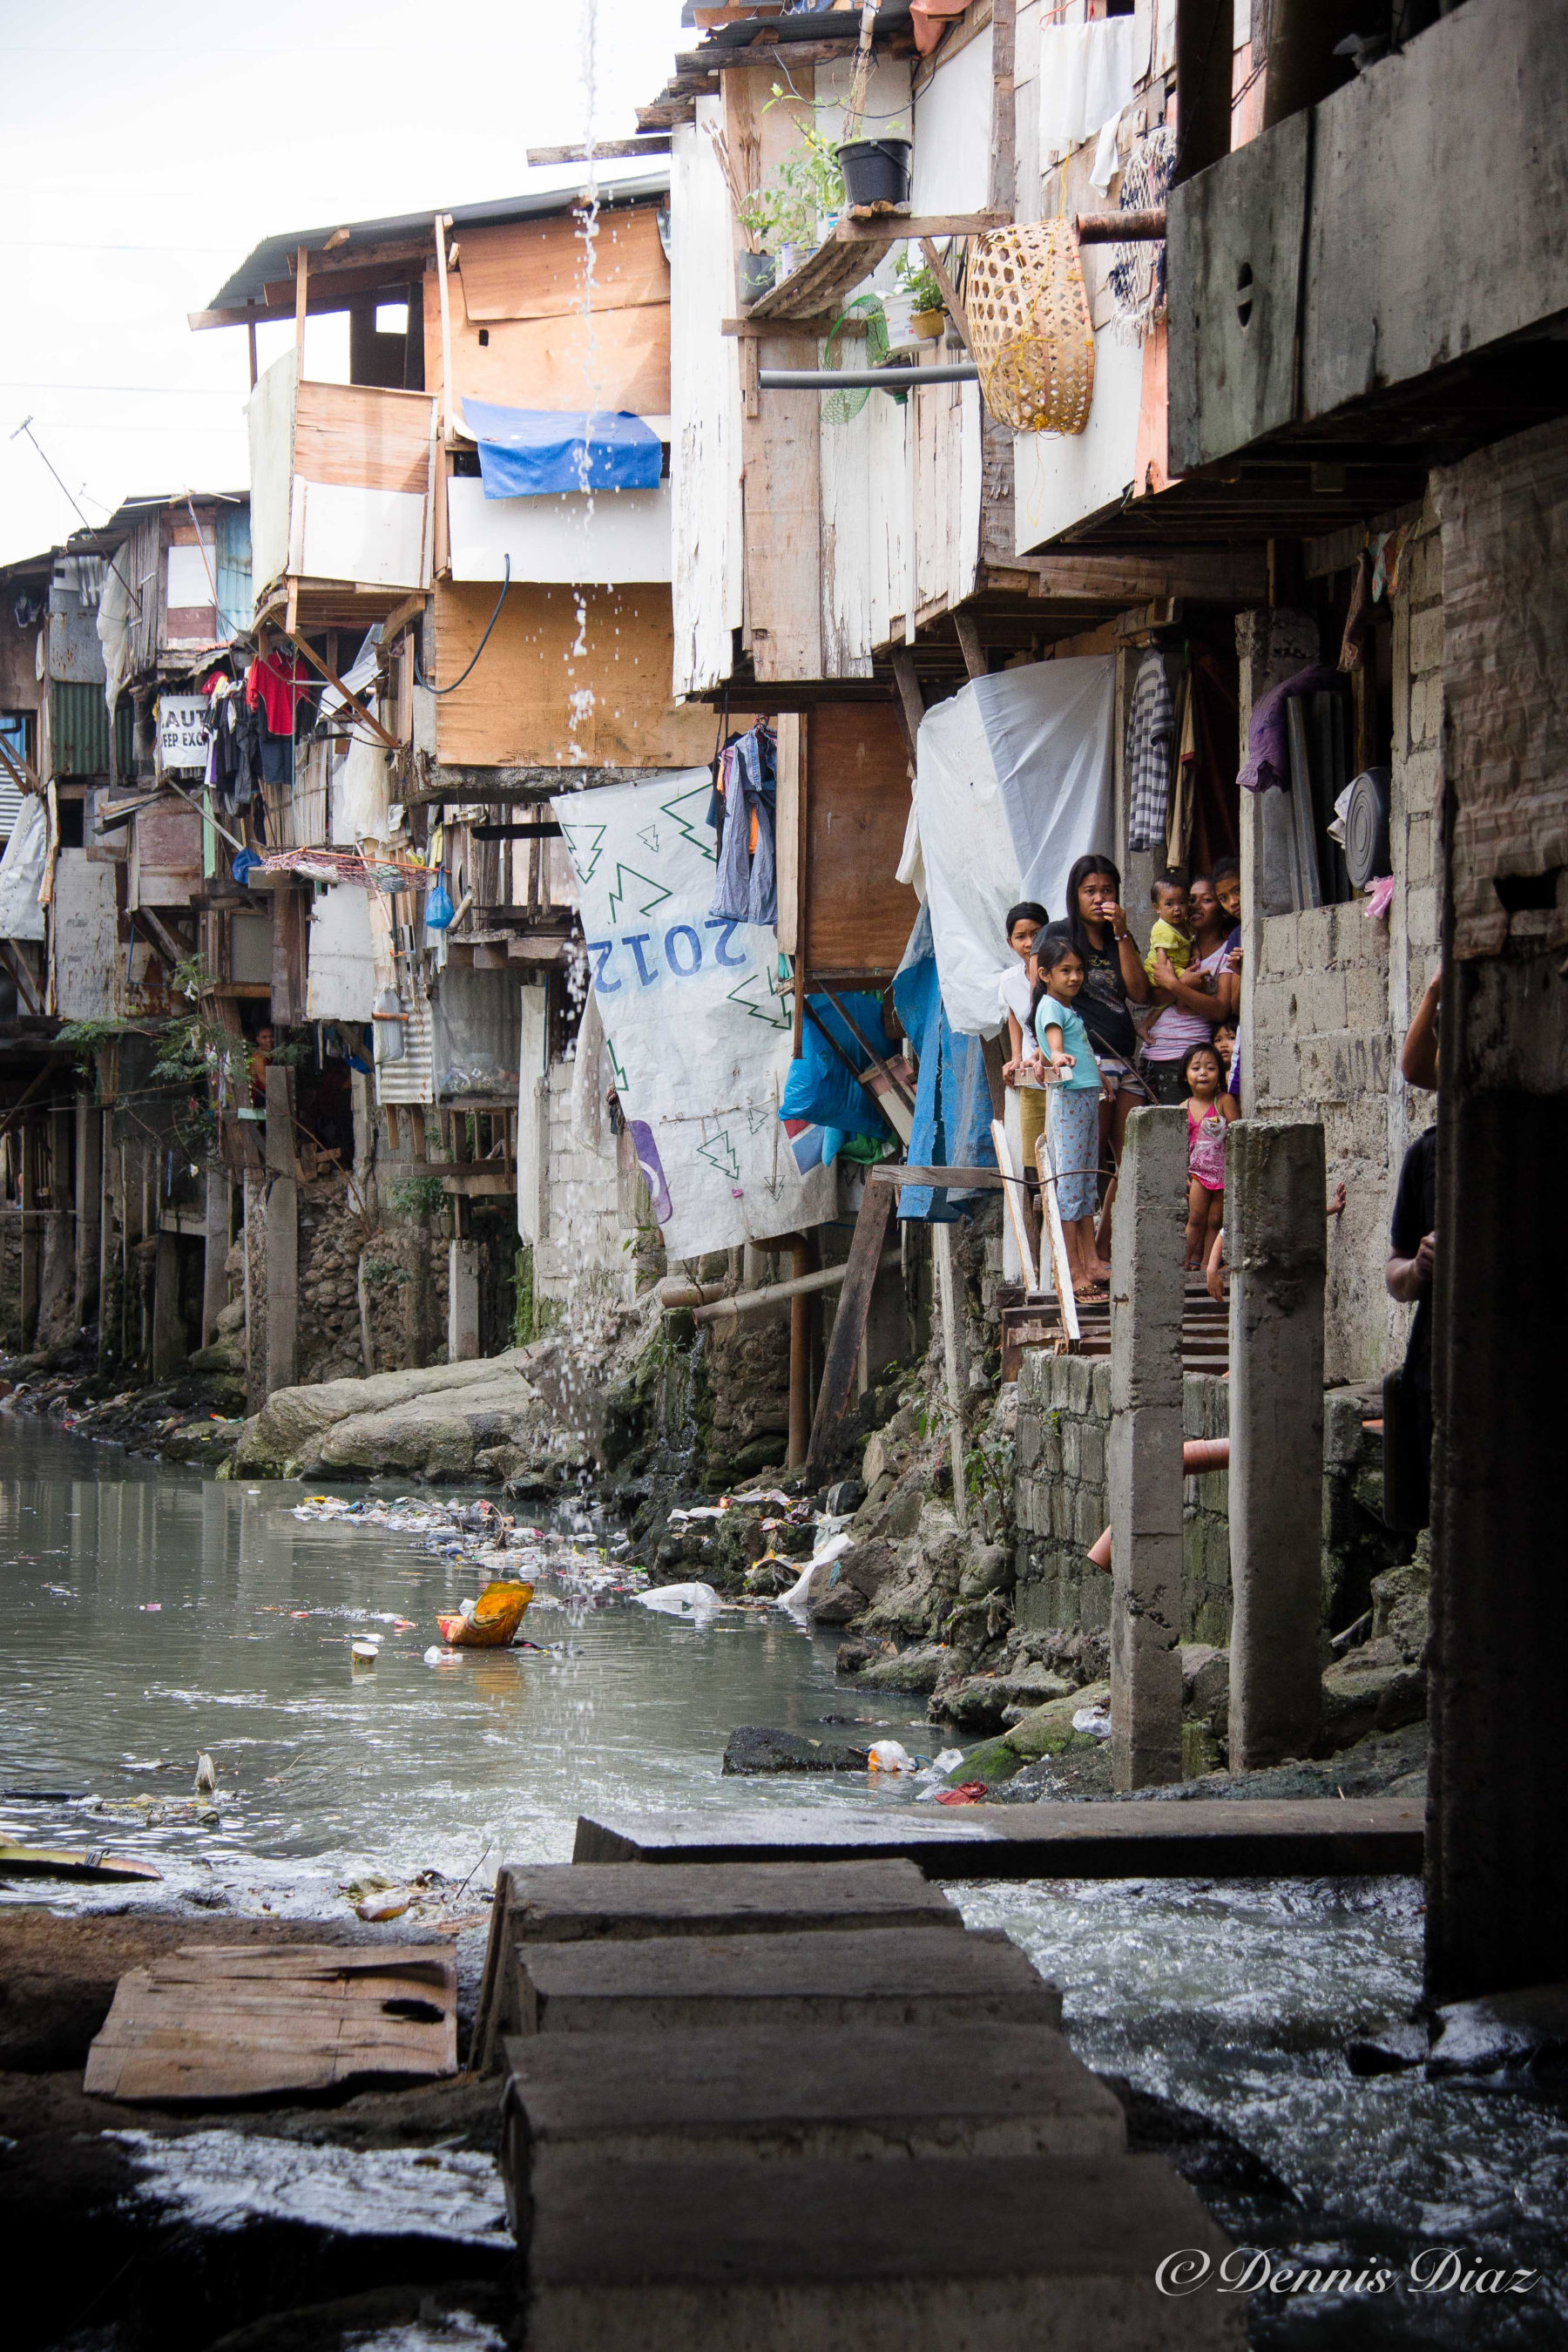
<box><xmin>572</xmin><ymin>1797</ymin><xmax>1424</xmax><ymax>1878</ymax></box>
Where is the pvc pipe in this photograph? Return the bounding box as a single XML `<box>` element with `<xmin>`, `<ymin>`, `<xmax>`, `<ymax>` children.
<box><xmin>654</xmin><ymin>1276</ymin><xmax>728</xmax><ymax>1310</ymax></box>
<box><xmin>691</xmin><ymin>1248</ymin><xmax>901</xmax><ymax>1327</ymax></box>
<box><xmin>1088</xmin><ymin>1438</ymin><xmax>1230</xmax><ymax>1571</ymax></box>
<box><xmin>759</xmin><ymin>362</ymin><xmax>979</xmax><ymax>391</ymax></box>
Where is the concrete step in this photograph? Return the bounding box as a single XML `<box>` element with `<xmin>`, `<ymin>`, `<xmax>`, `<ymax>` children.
<box><xmin>511</xmin><ymin>1925</ymin><xmax>1062</xmax><ymax>2037</ymax></box>
<box><xmin>525</xmin><ymin>2147</ymin><xmax>1244</xmax><ymax>2350</ymax></box>
<box><xmin>573</xmin><ymin>1795</ymin><xmax>1424</xmax><ymax>1877</ymax></box>
<box><xmin>499</xmin><ymin>2022</ymin><xmax>1125</xmax><ymax>2227</ymax></box>
<box><xmin>499</xmin><ymin>1857</ymin><xmax>963</xmax><ymax>1940</ymax></box>
<box><xmin>473</xmin><ymin>1860</ymin><xmax>964</xmax><ymax>2066</ymax></box>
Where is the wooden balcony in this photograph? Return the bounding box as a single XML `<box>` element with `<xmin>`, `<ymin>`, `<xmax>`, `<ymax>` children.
<box><xmin>248</xmin><ymin>354</ymin><xmax>438</xmax><ymax>630</ymax></box>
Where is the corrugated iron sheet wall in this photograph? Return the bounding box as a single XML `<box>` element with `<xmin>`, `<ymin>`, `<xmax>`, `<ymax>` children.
<box><xmin>217</xmin><ymin>504</ymin><xmax>252</xmax><ymax>637</ymax></box>
<box><xmin>51</xmin><ymin>683</ymin><xmax>135</xmax><ymax>778</ymax></box>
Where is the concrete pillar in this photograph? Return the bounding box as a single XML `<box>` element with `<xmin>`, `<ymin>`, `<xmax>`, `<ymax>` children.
<box><xmin>152</xmin><ymin>1227</ymin><xmax>185</xmax><ymax>1379</ymax></box>
<box><xmin>201</xmin><ymin>1169</ymin><xmax>230</xmax><ymax>1346</ymax></box>
<box><xmin>265</xmin><ymin>1065</ymin><xmax>299</xmax><ymax>1397</ymax></box>
<box><xmin>1108</xmin><ymin>1105</ymin><xmax>1186</xmax><ymax>1792</ymax></box>
<box><xmin>1227</xmin><ymin>1118</ymin><xmax>1326</xmax><ymax>1768</ymax></box>
<box><xmin>448</xmin><ymin>1236</ymin><xmax>481</xmax><ymax>1362</ymax></box>
<box><xmin>74</xmin><ymin>1094</ymin><xmax>102</xmax><ymax>1330</ymax></box>
<box><xmin>1234</xmin><ymin>609</ymin><xmax>1319</xmax><ymax>1108</ymax></box>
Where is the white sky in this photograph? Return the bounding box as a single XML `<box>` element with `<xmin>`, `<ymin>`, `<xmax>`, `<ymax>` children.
<box><xmin>0</xmin><ymin>0</ymin><xmax>690</xmax><ymax>564</ymax></box>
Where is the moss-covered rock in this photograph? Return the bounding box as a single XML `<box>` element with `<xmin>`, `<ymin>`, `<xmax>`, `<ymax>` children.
<box><xmin>1004</xmin><ymin>1680</ymin><xmax>1112</xmax><ymax>1761</ymax></box>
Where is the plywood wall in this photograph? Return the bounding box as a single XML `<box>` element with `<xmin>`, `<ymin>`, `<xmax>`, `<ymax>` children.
<box><xmin>802</xmin><ymin>702</ymin><xmax>918</xmax><ymax>979</ymax></box>
<box><xmin>430</xmin><ymin>582</ymin><xmax>714</xmax><ymax>770</ymax></box>
<box><xmin>425</xmin><ymin>277</ymin><xmax>670</xmax><ymax>420</ymax></box>
<box><xmin>456</xmin><ymin>207</ymin><xmax>668</xmax><ymax>321</ymax></box>
<box><xmin>294</xmin><ymin>381</ymin><xmax>436</xmax><ymax>496</ymax></box>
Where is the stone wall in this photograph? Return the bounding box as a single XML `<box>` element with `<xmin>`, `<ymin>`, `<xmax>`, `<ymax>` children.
<box><xmin>1241</xmin><ymin>495</ymin><xmax>1443</xmax><ymax>1384</ymax></box>
<box><xmin>1013</xmin><ymin>1351</ymin><xmax>1402</xmax><ymax>1646</ymax></box>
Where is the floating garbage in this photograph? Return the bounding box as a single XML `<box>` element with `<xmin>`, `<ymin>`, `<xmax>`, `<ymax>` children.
<box><xmin>350</xmin><ymin>1639</ymin><xmax>380</xmax><ymax>1665</ymax></box>
<box><xmin>436</xmin><ymin>1580</ymin><xmax>534</xmax><ymax>1648</ymax></box>
<box><xmin>867</xmin><ymin>1739</ymin><xmax>916</xmax><ymax>1774</ymax></box>
<box><xmin>636</xmin><ymin>1582</ymin><xmax>722</xmax><ymax>1618</ymax></box>
<box><xmin>194</xmin><ymin>1751</ymin><xmax>217</xmax><ymax>1794</ymax></box>
<box><xmin>355</xmin><ymin>1888</ymin><xmax>411</xmax><ymax>1923</ymax></box>
<box><xmin>1072</xmin><ymin>1704</ymin><xmax>1113</xmax><ymax>1740</ymax></box>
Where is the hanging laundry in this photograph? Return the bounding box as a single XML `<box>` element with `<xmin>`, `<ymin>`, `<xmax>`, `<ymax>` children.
<box><xmin>1109</xmin><ymin>126</ymin><xmax>1175</xmax><ymax>341</ymax></box>
<box><xmin>709</xmin><ymin>720</ymin><xmax>778</xmax><ymax>926</ymax></box>
<box><xmin>1125</xmin><ymin>648</ymin><xmax>1174</xmax><ymax>850</ymax></box>
<box><xmin>246</xmin><ymin>648</ymin><xmax>313</xmax><ymax>736</ymax></box>
<box><xmin>1239</xmin><ymin>665</ymin><xmax>1341</xmax><ymax>794</ymax></box>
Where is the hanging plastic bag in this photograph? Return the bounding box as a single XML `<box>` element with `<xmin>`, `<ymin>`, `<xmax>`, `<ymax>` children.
<box><xmin>373</xmin><ymin>985</ymin><xmax>407</xmax><ymax>1064</ymax></box>
<box><xmin>424</xmin><ymin>876</ymin><xmax>455</xmax><ymax>930</ymax></box>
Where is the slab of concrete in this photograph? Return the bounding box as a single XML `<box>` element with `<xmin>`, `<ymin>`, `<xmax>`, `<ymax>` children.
<box><xmin>472</xmin><ymin>1859</ymin><xmax>964</xmax><ymax>2066</ymax></box>
<box><xmin>527</xmin><ymin>2147</ymin><xmax>1244</xmax><ymax>2350</ymax></box>
<box><xmin>513</xmin><ymin>1926</ymin><xmax>1061</xmax><ymax>2037</ymax></box>
<box><xmin>573</xmin><ymin>1797</ymin><xmax>1424</xmax><ymax>1877</ymax></box>
<box><xmin>498</xmin><ymin>2022</ymin><xmax>1125</xmax><ymax>2227</ymax></box>
<box><xmin>505</xmin><ymin>1857</ymin><xmax>962</xmax><ymax>1939</ymax></box>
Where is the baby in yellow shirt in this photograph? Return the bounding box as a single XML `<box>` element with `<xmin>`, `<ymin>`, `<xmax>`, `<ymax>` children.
<box><xmin>1143</xmin><ymin>870</ymin><xmax>1193</xmax><ymax>983</ymax></box>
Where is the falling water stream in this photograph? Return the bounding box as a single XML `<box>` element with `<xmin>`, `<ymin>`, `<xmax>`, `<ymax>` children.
<box><xmin>2</xmin><ymin>1423</ymin><xmax>1565</xmax><ymax>2342</ymax></box>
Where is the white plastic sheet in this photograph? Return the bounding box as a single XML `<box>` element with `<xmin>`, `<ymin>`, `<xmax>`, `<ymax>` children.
<box><xmin>0</xmin><ymin>794</ymin><xmax>48</xmax><ymax>943</ymax></box>
<box><xmin>551</xmin><ymin>770</ymin><xmax>835</xmax><ymax>1260</ymax></box>
<box><xmin>914</xmin><ymin>658</ymin><xmax>1115</xmax><ymax>1037</ymax></box>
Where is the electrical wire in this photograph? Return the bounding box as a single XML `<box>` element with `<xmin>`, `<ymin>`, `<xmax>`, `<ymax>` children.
<box><xmin>414</xmin><ymin>554</ymin><xmax>510</xmax><ymax>695</ymax></box>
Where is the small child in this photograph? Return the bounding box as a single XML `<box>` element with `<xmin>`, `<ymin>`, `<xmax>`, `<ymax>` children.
<box><xmin>1144</xmin><ymin>870</ymin><xmax>1193</xmax><ymax>988</ymax></box>
<box><xmin>1212</xmin><ymin>1019</ymin><xmax>1237</xmax><ymax>1078</ymax></box>
<box><xmin>997</xmin><ymin>899</ymin><xmax>1050</xmax><ymax>1182</ymax></box>
<box><xmin>1181</xmin><ymin>1040</ymin><xmax>1237</xmax><ymax>1271</ymax></box>
<box><xmin>1028</xmin><ymin>935</ymin><xmax>1113</xmax><ymax>1298</ymax></box>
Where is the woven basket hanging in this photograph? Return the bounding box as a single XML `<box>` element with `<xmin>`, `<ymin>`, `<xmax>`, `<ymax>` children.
<box><xmin>963</xmin><ymin>220</ymin><xmax>1095</xmax><ymax>436</ymax></box>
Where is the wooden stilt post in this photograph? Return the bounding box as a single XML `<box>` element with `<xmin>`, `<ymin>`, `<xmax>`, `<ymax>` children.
<box><xmin>932</xmin><ymin>1220</ymin><xmax>969</xmax><ymax>1529</ymax></box>
<box><xmin>18</xmin><ymin>1117</ymin><xmax>39</xmax><ymax>1349</ymax></box>
<box><xmin>805</xmin><ymin>1179</ymin><xmax>896</xmax><ymax>1481</ymax></box>
<box><xmin>202</xmin><ymin>1168</ymin><xmax>230</xmax><ymax>1346</ymax></box>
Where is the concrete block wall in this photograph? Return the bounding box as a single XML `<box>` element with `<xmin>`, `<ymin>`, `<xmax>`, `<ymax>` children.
<box><xmin>1013</xmin><ymin>1354</ymin><xmax>1397</xmax><ymax>1646</ymax></box>
<box><xmin>535</xmin><ymin>1059</ymin><xmax>632</xmax><ymax>1311</ymax></box>
<box><xmin>1013</xmin><ymin>1353</ymin><xmax>1232</xmax><ymax>1642</ymax></box>
<box><xmin>1243</xmin><ymin>496</ymin><xmax>1443</xmax><ymax>1384</ymax></box>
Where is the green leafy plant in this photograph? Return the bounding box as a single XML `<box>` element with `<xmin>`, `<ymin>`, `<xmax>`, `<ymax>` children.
<box><xmin>894</xmin><ymin>248</ymin><xmax>945</xmax><ymax>314</ymax></box>
<box><xmin>57</xmin><ymin>1017</ymin><xmax>134</xmax><ymax>1077</ymax></box>
<box><xmin>743</xmin><ymin>91</ymin><xmax>848</xmax><ymax>254</ymax></box>
<box><xmin>388</xmin><ymin>1174</ymin><xmax>448</xmax><ymax>1222</ymax></box>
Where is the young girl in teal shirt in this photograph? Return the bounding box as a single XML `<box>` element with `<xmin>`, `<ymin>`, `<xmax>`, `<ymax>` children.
<box><xmin>1029</xmin><ymin>935</ymin><xmax>1112</xmax><ymax>1298</ymax></box>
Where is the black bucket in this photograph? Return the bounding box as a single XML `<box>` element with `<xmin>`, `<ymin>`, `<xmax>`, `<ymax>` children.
<box><xmin>837</xmin><ymin>138</ymin><xmax>912</xmax><ymax>213</ymax></box>
<box><xmin>738</xmin><ymin>249</ymin><xmax>776</xmax><ymax>304</ymax></box>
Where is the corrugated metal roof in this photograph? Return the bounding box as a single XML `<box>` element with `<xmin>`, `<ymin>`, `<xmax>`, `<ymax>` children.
<box><xmin>203</xmin><ymin>167</ymin><xmax>672</xmax><ymax>315</ymax></box>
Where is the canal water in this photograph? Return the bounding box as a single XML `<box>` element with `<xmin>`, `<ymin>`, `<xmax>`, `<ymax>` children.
<box><xmin>3</xmin><ymin>1425</ymin><xmax>1564</xmax><ymax>2347</ymax></box>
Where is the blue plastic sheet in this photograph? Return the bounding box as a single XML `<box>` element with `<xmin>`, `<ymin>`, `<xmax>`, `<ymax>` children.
<box><xmin>778</xmin><ymin>992</ymin><xmax>889</xmax><ymax>1167</ymax></box>
<box><xmin>461</xmin><ymin>400</ymin><xmax>662</xmax><ymax>499</ymax></box>
<box><xmin>891</xmin><ymin>907</ymin><xmax>996</xmax><ymax>1222</ymax></box>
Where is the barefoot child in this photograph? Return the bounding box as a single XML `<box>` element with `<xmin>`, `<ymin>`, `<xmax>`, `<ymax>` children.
<box><xmin>996</xmin><ymin>899</ymin><xmax>1049</xmax><ymax>1184</ymax></box>
<box><xmin>1181</xmin><ymin>1041</ymin><xmax>1236</xmax><ymax>1270</ymax></box>
<box><xmin>1029</xmin><ymin>936</ymin><xmax>1113</xmax><ymax>1298</ymax></box>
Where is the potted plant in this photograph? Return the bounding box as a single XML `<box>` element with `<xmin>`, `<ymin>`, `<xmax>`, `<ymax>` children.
<box><xmin>734</xmin><ymin>189</ymin><xmax>781</xmax><ymax>302</ymax></box>
<box><xmin>837</xmin><ymin>131</ymin><xmax>911</xmax><ymax>213</ymax></box>
<box><xmin>896</xmin><ymin>248</ymin><xmax>947</xmax><ymax>341</ymax></box>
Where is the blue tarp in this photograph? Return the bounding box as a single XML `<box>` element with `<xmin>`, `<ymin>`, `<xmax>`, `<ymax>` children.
<box><xmin>891</xmin><ymin>907</ymin><xmax>996</xmax><ymax>1222</ymax></box>
<box><xmin>778</xmin><ymin>991</ymin><xmax>889</xmax><ymax>1168</ymax></box>
<box><xmin>461</xmin><ymin>400</ymin><xmax>663</xmax><ymax>500</ymax></box>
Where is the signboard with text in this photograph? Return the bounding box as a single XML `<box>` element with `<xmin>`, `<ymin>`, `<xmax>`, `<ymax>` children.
<box><xmin>157</xmin><ymin>695</ymin><xmax>210</xmax><ymax>775</ymax></box>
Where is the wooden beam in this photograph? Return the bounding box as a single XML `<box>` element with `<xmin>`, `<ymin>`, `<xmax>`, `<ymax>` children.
<box><xmin>1076</xmin><ymin>209</ymin><xmax>1166</xmax><ymax>244</ymax></box>
<box><xmin>890</xmin><ymin>647</ymin><xmax>925</xmax><ymax>761</ymax></box>
<box><xmin>918</xmin><ymin>237</ymin><xmax>973</xmax><ymax>355</ymax></box>
<box><xmin>0</xmin><ymin>940</ymin><xmax>40</xmax><ymax>1016</ymax></box>
<box><xmin>377</xmin><ymin>590</ymin><xmax>429</xmax><ymax>647</ymax></box>
<box><xmin>0</xmin><ymin>735</ymin><xmax>40</xmax><ymax>795</ymax></box>
<box><xmin>954</xmin><ymin>612</ymin><xmax>988</xmax><ymax>680</ymax></box>
<box><xmin>434</xmin><ymin>213</ymin><xmax>455</xmax><ymax>447</ymax></box>
<box><xmin>804</xmin><ymin>1176</ymin><xmax>896</xmax><ymax>1479</ymax></box>
<box><xmin>282</xmin><ymin>630</ymin><xmax>399</xmax><ymax>750</ymax></box>
<box><xmin>526</xmin><ymin>138</ymin><xmax>672</xmax><ymax>164</ymax></box>
<box><xmin>868</xmin><ymin>1164</ymin><xmax>1010</xmax><ymax>1191</ymax></box>
<box><xmin>837</xmin><ymin>211</ymin><xmax>1007</xmax><ymax>243</ymax></box>
<box><xmin>820</xmin><ymin>984</ymin><xmax>916</xmax><ymax>1117</ymax></box>
<box><xmin>294</xmin><ymin>245</ymin><xmax>308</xmax><ymax>364</ymax></box>
<box><xmin>1173</xmin><ymin>0</ymin><xmax>1236</xmax><ymax>187</ymax></box>
<box><xmin>988</xmin><ymin>0</ymin><xmax>1017</xmax><ymax>221</ymax></box>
